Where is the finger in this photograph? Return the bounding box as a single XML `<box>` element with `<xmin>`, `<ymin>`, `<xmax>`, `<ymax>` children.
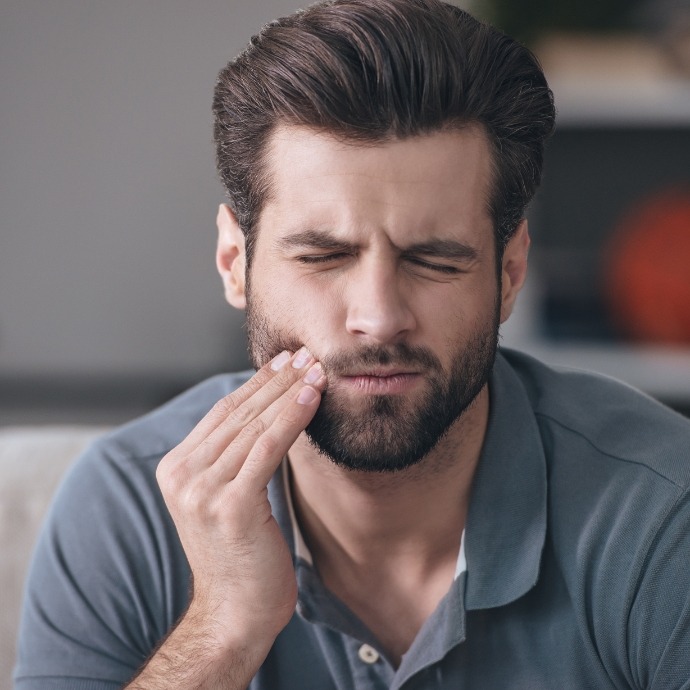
<box><xmin>171</xmin><ymin>351</ymin><xmax>294</xmax><ymax>457</ymax></box>
<box><xmin>207</xmin><ymin>362</ymin><xmax>325</xmax><ymax>483</ymax></box>
<box><xmin>235</xmin><ymin>380</ymin><xmax>324</xmax><ymax>490</ymax></box>
<box><xmin>182</xmin><ymin>348</ymin><xmax>317</xmax><ymax>471</ymax></box>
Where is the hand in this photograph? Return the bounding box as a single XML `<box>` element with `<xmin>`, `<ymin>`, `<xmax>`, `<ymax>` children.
<box><xmin>155</xmin><ymin>347</ymin><xmax>326</xmax><ymax>657</ymax></box>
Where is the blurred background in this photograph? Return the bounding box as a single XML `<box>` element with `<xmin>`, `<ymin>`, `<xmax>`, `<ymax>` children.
<box><xmin>2</xmin><ymin>0</ymin><xmax>690</xmax><ymax>426</ymax></box>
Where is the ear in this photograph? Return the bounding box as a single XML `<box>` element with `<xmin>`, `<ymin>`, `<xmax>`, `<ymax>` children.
<box><xmin>499</xmin><ymin>219</ymin><xmax>530</xmax><ymax>324</ymax></box>
<box><xmin>216</xmin><ymin>203</ymin><xmax>247</xmax><ymax>309</ymax></box>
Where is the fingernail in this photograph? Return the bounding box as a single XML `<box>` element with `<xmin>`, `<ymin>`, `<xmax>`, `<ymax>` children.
<box><xmin>292</xmin><ymin>347</ymin><xmax>312</xmax><ymax>369</ymax></box>
<box><xmin>297</xmin><ymin>386</ymin><xmax>318</xmax><ymax>405</ymax></box>
<box><xmin>270</xmin><ymin>350</ymin><xmax>291</xmax><ymax>371</ymax></box>
<box><xmin>303</xmin><ymin>362</ymin><xmax>322</xmax><ymax>385</ymax></box>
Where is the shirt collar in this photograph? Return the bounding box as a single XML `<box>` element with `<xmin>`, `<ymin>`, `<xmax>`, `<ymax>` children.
<box><xmin>279</xmin><ymin>457</ymin><xmax>468</xmax><ymax>580</ymax></box>
<box><xmin>280</xmin><ymin>461</ymin><xmax>313</xmax><ymax>566</ymax></box>
<box><xmin>463</xmin><ymin>350</ymin><xmax>548</xmax><ymax>610</ymax></box>
<box><xmin>268</xmin><ymin>349</ymin><xmax>546</xmax><ymax>607</ymax></box>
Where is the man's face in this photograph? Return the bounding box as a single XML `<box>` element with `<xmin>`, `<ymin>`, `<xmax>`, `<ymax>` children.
<box><xmin>243</xmin><ymin>125</ymin><xmax>509</xmax><ymax>472</ymax></box>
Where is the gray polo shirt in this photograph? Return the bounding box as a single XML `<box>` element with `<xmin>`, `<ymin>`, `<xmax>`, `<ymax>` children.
<box><xmin>14</xmin><ymin>349</ymin><xmax>690</xmax><ymax>689</ymax></box>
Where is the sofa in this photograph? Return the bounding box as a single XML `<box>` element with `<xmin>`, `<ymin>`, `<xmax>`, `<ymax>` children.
<box><xmin>0</xmin><ymin>425</ymin><xmax>109</xmax><ymax>687</ymax></box>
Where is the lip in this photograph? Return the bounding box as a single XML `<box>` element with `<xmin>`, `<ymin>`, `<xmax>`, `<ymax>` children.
<box><xmin>337</xmin><ymin>371</ymin><xmax>421</xmax><ymax>395</ymax></box>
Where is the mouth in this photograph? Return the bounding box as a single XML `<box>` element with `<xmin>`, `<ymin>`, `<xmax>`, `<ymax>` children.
<box><xmin>336</xmin><ymin>370</ymin><xmax>422</xmax><ymax>395</ymax></box>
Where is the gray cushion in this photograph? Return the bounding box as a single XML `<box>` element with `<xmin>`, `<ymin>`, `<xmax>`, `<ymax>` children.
<box><xmin>0</xmin><ymin>426</ymin><xmax>108</xmax><ymax>688</ymax></box>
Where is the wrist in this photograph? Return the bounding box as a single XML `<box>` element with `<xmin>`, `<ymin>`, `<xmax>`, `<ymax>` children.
<box><xmin>182</xmin><ymin>596</ymin><xmax>282</xmax><ymax>666</ymax></box>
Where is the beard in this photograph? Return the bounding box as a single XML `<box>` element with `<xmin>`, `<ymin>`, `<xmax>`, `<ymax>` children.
<box><xmin>245</xmin><ymin>295</ymin><xmax>500</xmax><ymax>473</ymax></box>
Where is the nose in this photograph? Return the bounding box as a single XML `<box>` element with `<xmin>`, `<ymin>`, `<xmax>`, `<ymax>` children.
<box><xmin>345</xmin><ymin>258</ymin><xmax>416</xmax><ymax>343</ymax></box>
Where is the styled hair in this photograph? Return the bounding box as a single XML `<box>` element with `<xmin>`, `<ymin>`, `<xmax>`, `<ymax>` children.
<box><xmin>213</xmin><ymin>0</ymin><xmax>555</xmax><ymax>263</ymax></box>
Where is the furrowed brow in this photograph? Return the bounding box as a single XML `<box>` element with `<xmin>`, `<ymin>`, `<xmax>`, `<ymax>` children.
<box><xmin>404</xmin><ymin>239</ymin><xmax>480</xmax><ymax>262</ymax></box>
<box><xmin>276</xmin><ymin>230</ymin><xmax>354</xmax><ymax>252</ymax></box>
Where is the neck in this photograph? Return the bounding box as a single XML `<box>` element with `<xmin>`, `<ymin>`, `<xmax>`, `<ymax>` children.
<box><xmin>287</xmin><ymin>385</ymin><xmax>490</xmax><ymax>573</ymax></box>
<box><xmin>287</xmin><ymin>386</ymin><xmax>489</xmax><ymax>665</ymax></box>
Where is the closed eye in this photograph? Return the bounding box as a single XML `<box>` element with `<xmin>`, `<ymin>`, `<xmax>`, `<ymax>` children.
<box><xmin>404</xmin><ymin>257</ymin><xmax>461</xmax><ymax>274</ymax></box>
<box><xmin>297</xmin><ymin>253</ymin><xmax>351</xmax><ymax>264</ymax></box>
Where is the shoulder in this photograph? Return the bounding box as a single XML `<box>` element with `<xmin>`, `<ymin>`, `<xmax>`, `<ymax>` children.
<box><xmin>43</xmin><ymin>371</ymin><xmax>255</xmax><ymax>557</ymax></box>
<box><xmin>14</xmin><ymin>372</ymin><xmax>254</xmax><ymax>684</ymax></box>
<box><xmin>96</xmin><ymin>371</ymin><xmax>252</xmax><ymax>461</ymax></box>
<box><xmin>35</xmin><ymin>371</ymin><xmax>255</xmax><ymax>588</ymax></box>
<box><xmin>54</xmin><ymin>372</ymin><xmax>253</xmax><ymax>506</ymax></box>
<box><xmin>499</xmin><ymin>350</ymin><xmax>690</xmax><ymax>682</ymax></box>
<box><xmin>500</xmin><ymin>348</ymin><xmax>690</xmax><ymax>490</ymax></box>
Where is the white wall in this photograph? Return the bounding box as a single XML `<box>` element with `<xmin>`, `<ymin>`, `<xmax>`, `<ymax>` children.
<box><xmin>1</xmin><ymin>0</ymin><xmax>302</xmax><ymax>381</ymax></box>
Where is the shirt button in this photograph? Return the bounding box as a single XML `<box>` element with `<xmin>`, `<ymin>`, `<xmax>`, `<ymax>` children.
<box><xmin>358</xmin><ymin>643</ymin><xmax>380</xmax><ymax>664</ymax></box>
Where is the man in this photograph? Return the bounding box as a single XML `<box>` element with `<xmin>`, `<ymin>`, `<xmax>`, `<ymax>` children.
<box><xmin>14</xmin><ymin>0</ymin><xmax>690</xmax><ymax>688</ymax></box>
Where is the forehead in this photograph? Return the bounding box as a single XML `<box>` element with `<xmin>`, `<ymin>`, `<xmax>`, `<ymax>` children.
<box><xmin>257</xmin><ymin>124</ymin><xmax>494</xmax><ymax>246</ymax></box>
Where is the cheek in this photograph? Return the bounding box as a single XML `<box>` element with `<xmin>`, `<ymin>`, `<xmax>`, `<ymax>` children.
<box><xmin>298</xmin><ymin>285</ymin><xmax>345</xmax><ymax>349</ymax></box>
<box><xmin>424</xmin><ymin>279</ymin><xmax>495</xmax><ymax>324</ymax></box>
<box><xmin>428</xmin><ymin>282</ymin><xmax>500</xmax><ymax>347</ymax></box>
<box><xmin>263</xmin><ymin>276</ymin><xmax>343</xmax><ymax>343</ymax></box>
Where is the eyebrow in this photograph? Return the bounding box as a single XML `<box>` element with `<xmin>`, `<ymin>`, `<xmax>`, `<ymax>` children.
<box><xmin>276</xmin><ymin>230</ymin><xmax>352</xmax><ymax>251</ymax></box>
<box><xmin>276</xmin><ymin>229</ymin><xmax>480</xmax><ymax>262</ymax></box>
<box><xmin>403</xmin><ymin>239</ymin><xmax>480</xmax><ymax>262</ymax></box>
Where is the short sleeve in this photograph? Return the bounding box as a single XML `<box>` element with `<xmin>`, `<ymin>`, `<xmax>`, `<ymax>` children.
<box><xmin>13</xmin><ymin>439</ymin><xmax>191</xmax><ymax>689</ymax></box>
<box><xmin>628</xmin><ymin>490</ymin><xmax>690</xmax><ymax>690</ymax></box>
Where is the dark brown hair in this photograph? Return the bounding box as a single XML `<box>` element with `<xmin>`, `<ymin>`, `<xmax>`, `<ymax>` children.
<box><xmin>213</xmin><ymin>0</ymin><xmax>555</xmax><ymax>263</ymax></box>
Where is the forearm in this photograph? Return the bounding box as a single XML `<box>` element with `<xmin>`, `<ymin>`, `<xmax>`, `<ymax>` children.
<box><xmin>124</xmin><ymin>606</ymin><xmax>275</xmax><ymax>690</ymax></box>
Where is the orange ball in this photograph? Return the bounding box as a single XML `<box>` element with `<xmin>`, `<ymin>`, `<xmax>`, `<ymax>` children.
<box><xmin>605</xmin><ymin>189</ymin><xmax>690</xmax><ymax>345</ymax></box>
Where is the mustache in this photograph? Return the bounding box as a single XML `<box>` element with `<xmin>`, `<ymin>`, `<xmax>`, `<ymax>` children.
<box><xmin>319</xmin><ymin>343</ymin><xmax>441</xmax><ymax>375</ymax></box>
<box><xmin>247</xmin><ymin>311</ymin><xmax>441</xmax><ymax>374</ymax></box>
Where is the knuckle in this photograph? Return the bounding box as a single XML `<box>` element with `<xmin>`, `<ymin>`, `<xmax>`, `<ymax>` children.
<box><xmin>249</xmin><ymin>415</ymin><xmax>269</xmax><ymax>437</ymax></box>
<box><xmin>251</xmin><ymin>432</ymin><xmax>279</xmax><ymax>458</ymax></box>
<box><xmin>155</xmin><ymin>457</ymin><xmax>169</xmax><ymax>484</ymax></box>
<box><xmin>280</xmin><ymin>401</ymin><xmax>305</xmax><ymax>425</ymax></box>
<box><xmin>275</xmin><ymin>363</ymin><xmax>303</xmax><ymax>386</ymax></box>
<box><xmin>156</xmin><ymin>453</ymin><xmax>180</xmax><ymax>487</ymax></box>
<box><xmin>156</xmin><ymin>453</ymin><xmax>184</xmax><ymax>491</ymax></box>
<box><xmin>227</xmin><ymin>402</ymin><xmax>258</xmax><ymax>430</ymax></box>
<box><xmin>177</xmin><ymin>474</ymin><xmax>225</xmax><ymax>518</ymax></box>
<box><xmin>196</xmin><ymin>437</ymin><xmax>216</xmax><ymax>456</ymax></box>
<box><xmin>179</xmin><ymin>484</ymin><xmax>213</xmax><ymax>518</ymax></box>
<box><xmin>235</xmin><ymin>416</ymin><xmax>267</xmax><ymax>444</ymax></box>
<box><xmin>211</xmin><ymin>392</ymin><xmax>240</xmax><ymax>418</ymax></box>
